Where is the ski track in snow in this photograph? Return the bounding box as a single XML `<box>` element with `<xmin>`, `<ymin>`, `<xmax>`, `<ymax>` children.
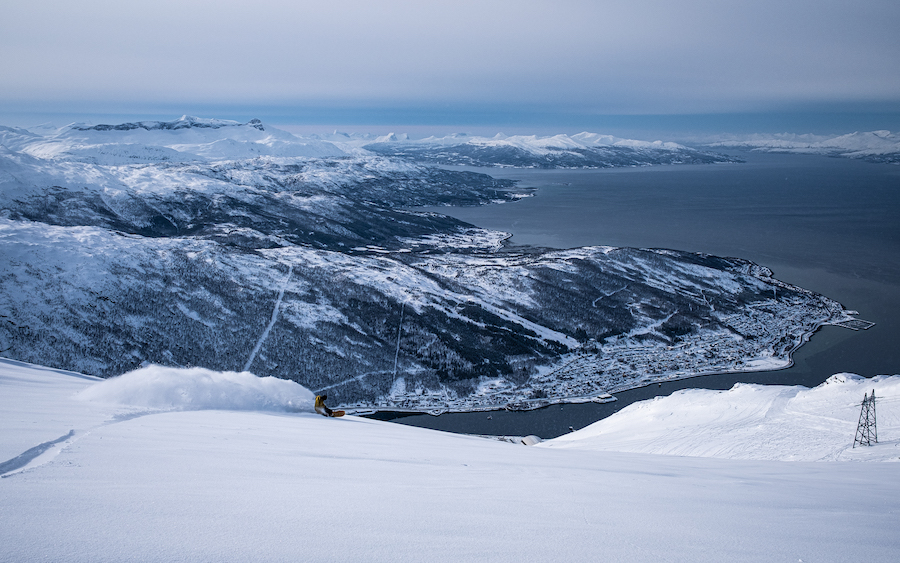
<box><xmin>0</xmin><ymin>430</ymin><xmax>75</xmax><ymax>477</ymax></box>
<box><xmin>243</xmin><ymin>265</ymin><xmax>293</xmax><ymax>372</ymax></box>
<box><xmin>0</xmin><ymin>411</ymin><xmax>161</xmax><ymax>478</ymax></box>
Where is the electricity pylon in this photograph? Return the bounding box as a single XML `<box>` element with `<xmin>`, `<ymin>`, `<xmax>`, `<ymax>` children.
<box><xmin>853</xmin><ymin>390</ymin><xmax>877</xmax><ymax>448</ymax></box>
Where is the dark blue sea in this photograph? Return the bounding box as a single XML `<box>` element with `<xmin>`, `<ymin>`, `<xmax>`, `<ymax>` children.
<box><xmin>373</xmin><ymin>151</ymin><xmax>900</xmax><ymax>438</ymax></box>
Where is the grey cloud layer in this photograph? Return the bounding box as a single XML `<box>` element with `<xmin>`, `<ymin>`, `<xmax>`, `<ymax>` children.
<box><xmin>2</xmin><ymin>0</ymin><xmax>899</xmax><ymax>113</ymax></box>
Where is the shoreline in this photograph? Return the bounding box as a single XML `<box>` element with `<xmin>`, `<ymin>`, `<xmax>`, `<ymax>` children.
<box><xmin>346</xmin><ymin>214</ymin><xmax>874</xmax><ymax>421</ymax></box>
<box><xmin>351</xmin><ymin>310</ymin><xmax>872</xmax><ymax>419</ymax></box>
<box><xmin>340</xmin><ymin>264</ymin><xmax>875</xmax><ymax>416</ymax></box>
<box><xmin>353</xmin><ymin>156</ymin><xmax>893</xmax><ymax>425</ymax></box>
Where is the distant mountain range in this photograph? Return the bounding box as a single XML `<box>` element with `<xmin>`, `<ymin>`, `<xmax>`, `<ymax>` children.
<box><xmin>363</xmin><ymin>132</ymin><xmax>740</xmax><ymax>168</ymax></box>
<box><xmin>0</xmin><ymin>116</ymin><xmax>348</xmax><ymax>163</ymax></box>
<box><xmin>707</xmin><ymin>130</ymin><xmax>900</xmax><ymax>163</ymax></box>
<box><xmin>0</xmin><ymin>117</ymin><xmax>855</xmax><ymax>411</ymax></box>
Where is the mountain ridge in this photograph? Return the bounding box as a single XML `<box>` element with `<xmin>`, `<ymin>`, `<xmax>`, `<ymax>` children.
<box><xmin>363</xmin><ymin>131</ymin><xmax>739</xmax><ymax>168</ymax></box>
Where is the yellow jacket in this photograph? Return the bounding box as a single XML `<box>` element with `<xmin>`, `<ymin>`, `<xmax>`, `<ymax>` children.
<box><xmin>315</xmin><ymin>395</ymin><xmax>333</xmax><ymax>417</ymax></box>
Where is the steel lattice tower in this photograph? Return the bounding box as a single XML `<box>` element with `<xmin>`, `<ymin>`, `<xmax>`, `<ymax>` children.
<box><xmin>853</xmin><ymin>390</ymin><xmax>877</xmax><ymax>448</ymax></box>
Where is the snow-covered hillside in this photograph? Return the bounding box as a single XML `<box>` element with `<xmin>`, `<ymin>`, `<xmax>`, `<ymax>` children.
<box><xmin>546</xmin><ymin>373</ymin><xmax>900</xmax><ymax>462</ymax></box>
<box><xmin>0</xmin><ymin>210</ymin><xmax>853</xmax><ymax>411</ymax></box>
<box><xmin>2</xmin><ymin>359</ymin><xmax>898</xmax><ymax>562</ymax></box>
<box><xmin>364</xmin><ymin>131</ymin><xmax>739</xmax><ymax>168</ymax></box>
<box><xmin>0</xmin><ymin>116</ymin><xmax>862</xmax><ymax>411</ymax></box>
<box><xmin>708</xmin><ymin>130</ymin><xmax>900</xmax><ymax>163</ymax></box>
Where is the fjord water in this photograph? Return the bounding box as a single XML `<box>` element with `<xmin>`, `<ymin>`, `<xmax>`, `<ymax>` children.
<box><xmin>388</xmin><ymin>151</ymin><xmax>900</xmax><ymax>438</ymax></box>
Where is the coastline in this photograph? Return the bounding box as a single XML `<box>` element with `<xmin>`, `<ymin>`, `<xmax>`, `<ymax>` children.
<box><xmin>350</xmin><ymin>307</ymin><xmax>870</xmax><ymax>419</ymax></box>
<box><xmin>340</xmin><ymin>254</ymin><xmax>864</xmax><ymax>416</ymax></box>
<box><xmin>349</xmin><ymin>155</ymin><xmax>893</xmax><ymax>425</ymax></box>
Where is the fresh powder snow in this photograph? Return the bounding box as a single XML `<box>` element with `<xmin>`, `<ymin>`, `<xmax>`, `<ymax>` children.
<box><xmin>76</xmin><ymin>364</ymin><xmax>314</xmax><ymax>413</ymax></box>
<box><xmin>2</xmin><ymin>358</ymin><xmax>899</xmax><ymax>562</ymax></box>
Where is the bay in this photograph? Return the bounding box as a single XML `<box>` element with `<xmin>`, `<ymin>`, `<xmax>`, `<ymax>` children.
<box><xmin>375</xmin><ymin>151</ymin><xmax>900</xmax><ymax>438</ymax></box>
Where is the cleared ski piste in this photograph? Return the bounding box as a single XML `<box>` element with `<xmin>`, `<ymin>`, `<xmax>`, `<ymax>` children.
<box><xmin>2</xmin><ymin>360</ymin><xmax>899</xmax><ymax>562</ymax></box>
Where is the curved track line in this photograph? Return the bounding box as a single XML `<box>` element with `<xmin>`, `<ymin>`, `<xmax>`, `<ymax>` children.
<box><xmin>0</xmin><ymin>430</ymin><xmax>75</xmax><ymax>477</ymax></box>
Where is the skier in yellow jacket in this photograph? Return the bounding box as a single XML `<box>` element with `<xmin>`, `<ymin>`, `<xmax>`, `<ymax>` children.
<box><xmin>315</xmin><ymin>394</ymin><xmax>344</xmax><ymax>417</ymax></box>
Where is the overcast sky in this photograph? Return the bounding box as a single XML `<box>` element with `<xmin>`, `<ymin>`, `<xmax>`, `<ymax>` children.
<box><xmin>2</xmin><ymin>0</ymin><xmax>899</xmax><ymax>133</ymax></box>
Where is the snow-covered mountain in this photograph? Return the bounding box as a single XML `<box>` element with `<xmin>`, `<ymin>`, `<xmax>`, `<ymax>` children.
<box><xmin>364</xmin><ymin>131</ymin><xmax>740</xmax><ymax>168</ymax></box>
<box><xmin>708</xmin><ymin>130</ymin><xmax>900</xmax><ymax>163</ymax></box>
<box><xmin>2</xmin><ymin>359</ymin><xmax>898</xmax><ymax>562</ymax></box>
<box><xmin>5</xmin><ymin>115</ymin><xmax>347</xmax><ymax>164</ymax></box>
<box><xmin>0</xmin><ymin>117</ymin><xmax>858</xmax><ymax>411</ymax></box>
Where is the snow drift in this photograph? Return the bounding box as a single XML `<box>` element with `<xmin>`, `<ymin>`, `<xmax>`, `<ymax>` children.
<box><xmin>76</xmin><ymin>365</ymin><xmax>315</xmax><ymax>413</ymax></box>
<box><xmin>544</xmin><ymin>373</ymin><xmax>900</xmax><ymax>461</ymax></box>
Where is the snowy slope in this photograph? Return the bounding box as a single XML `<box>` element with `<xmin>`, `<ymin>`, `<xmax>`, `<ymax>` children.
<box><xmin>2</xmin><ymin>360</ymin><xmax>899</xmax><ymax>562</ymax></box>
<box><xmin>708</xmin><ymin>130</ymin><xmax>900</xmax><ymax>163</ymax></box>
<box><xmin>545</xmin><ymin>373</ymin><xmax>900</xmax><ymax>462</ymax></box>
<box><xmin>0</xmin><ymin>360</ymin><xmax>107</xmax><ymax>462</ymax></box>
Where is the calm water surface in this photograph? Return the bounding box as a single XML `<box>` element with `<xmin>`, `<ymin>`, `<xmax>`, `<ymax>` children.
<box><xmin>375</xmin><ymin>151</ymin><xmax>900</xmax><ymax>438</ymax></box>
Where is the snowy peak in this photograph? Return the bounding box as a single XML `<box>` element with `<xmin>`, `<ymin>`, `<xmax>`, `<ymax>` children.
<box><xmin>306</xmin><ymin>131</ymin><xmax>378</xmax><ymax>143</ymax></box>
<box><xmin>69</xmin><ymin>115</ymin><xmax>253</xmax><ymax>132</ymax></box>
<box><xmin>0</xmin><ymin>125</ymin><xmax>44</xmax><ymax>151</ymax></box>
<box><xmin>374</xmin><ymin>132</ymin><xmax>410</xmax><ymax>143</ymax></box>
<box><xmin>60</xmin><ymin>115</ymin><xmax>287</xmax><ymax>141</ymax></box>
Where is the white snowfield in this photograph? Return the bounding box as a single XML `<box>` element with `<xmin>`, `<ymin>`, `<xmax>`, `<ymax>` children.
<box><xmin>2</xmin><ymin>360</ymin><xmax>899</xmax><ymax>562</ymax></box>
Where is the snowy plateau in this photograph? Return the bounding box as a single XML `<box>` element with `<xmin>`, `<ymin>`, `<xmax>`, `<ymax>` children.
<box><xmin>1</xmin><ymin>360</ymin><xmax>899</xmax><ymax>562</ymax></box>
<box><xmin>0</xmin><ymin>116</ymin><xmax>862</xmax><ymax>413</ymax></box>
